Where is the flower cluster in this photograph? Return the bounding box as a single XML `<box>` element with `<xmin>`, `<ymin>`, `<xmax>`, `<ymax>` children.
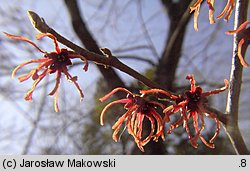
<box><xmin>226</xmin><ymin>21</ymin><xmax>250</xmax><ymax>67</ymax></box>
<box><xmin>100</xmin><ymin>75</ymin><xmax>229</xmax><ymax>151</ymax></box>
<box><xmin>190</xmin><ymin>0</ymin><xmax>235</xmax><ymax>31</ymax></box>
<box><xmin>99</xmin><ymin>88</ymin><xmax>165</xmax><ymax>152</ymax></box>
<box><xmin>5</xmin><ymin>32</ymin><xmax>88</xmax><ymax>112</ymax></box>
<box><xmin>163</xmin><ymin>75</ymin><xmax>229</xmax><ymax>148</ymax></box>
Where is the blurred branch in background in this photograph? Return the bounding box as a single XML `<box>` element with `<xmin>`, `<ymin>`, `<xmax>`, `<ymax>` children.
<box><xmin>22</xmin><ymin>79</ymin><xmax>48</xmax><ymax>154</ymax></box>
<box><xmin>64</xmin><ymin>0</ymin><xmax>126</xmax><ymax>94</ymax></box>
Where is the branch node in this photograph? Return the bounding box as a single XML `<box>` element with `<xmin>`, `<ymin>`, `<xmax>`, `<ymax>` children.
<box><xmin>100</xmin><ymin>47</ymin><xmax>114</xmax><ymax>68</ymax></box>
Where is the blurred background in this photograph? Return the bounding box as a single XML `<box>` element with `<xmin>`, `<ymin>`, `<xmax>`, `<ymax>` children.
<box><xmin>0</xmin><ymin>0</ymin><xmax>249</xmax><ymax>154</ymax></box>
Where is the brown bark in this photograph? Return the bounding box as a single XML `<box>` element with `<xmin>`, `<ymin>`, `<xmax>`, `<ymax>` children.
<box><xmin>225</xmin><ymin>0</ymin><xmax>249</xmax><ymax>154</ymax></box>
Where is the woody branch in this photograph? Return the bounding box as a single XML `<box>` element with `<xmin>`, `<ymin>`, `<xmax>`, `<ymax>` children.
<box><xmin>225</xmin><ymin>0</ymin><xmax>249</xmax><ymax>155</ymax></box>
<box><xmin>27</xmin><ymin>11</ymin><xmax>163</xmax><ymax>90</ymax></box>
<box><xmin>27</xmin><ymin>10</ymin><xmax>229</xmax><ymax>125</ymax></box>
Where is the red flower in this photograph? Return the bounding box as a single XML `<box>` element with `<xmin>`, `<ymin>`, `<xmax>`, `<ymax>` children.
<box><xmin>99</xmin><ymin>88</ymin><xmax>165</xmax><ymax>152</ymax></box>
<box><xmin>190</xmin><ymin>0</ymin><xmax>235</xmax><ymax>31</ymax></box>
<box><xmin>5</xmin><ymin>32</ymin><xmax>88</xmax><ymax>112</ymax></box>
<box><xmin>190</xmin><ymin>0</ymin><xmax>215</xmax><ymax>31</ymax></box>
<box><xmin>226</xmin><ymin>21</ymin><xmax>250</xmax><ymax>67</ymax></box>
<box><xmin>216</xmin><ymin>0</ymin><xmax>235</xmax><ymax>22</ymax></box>
<box><xmin>163</xmin><ymin>75</ymin><xmax>229</xmax><ymax>148</ymax></box>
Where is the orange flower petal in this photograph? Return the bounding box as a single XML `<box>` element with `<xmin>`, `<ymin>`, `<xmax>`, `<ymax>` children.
<box><xmin>207</xmin><ymin>0</ymin><xmax>215</xmax><ymax>24</ymax></box>
<box><xmin>202</xmin><ymin>79</ymin><xmax>229</xmax><ymax>96</ymax></box>
<box><xmin>190</xmin><ymin>0</ymin><xmax>203</xmax><ymax>9</ymax></box>
<box><xmin>24</xmin><ymin>69</ymin><xmax>48</xmax><ymax>101</ymax></box>
<box><xmin>54</xmin><ymin>90</ymin><xmax>59</xmax><ymax>112</ymax></box>
<box><xmin>217</xmin><ymin>0</ymin><xmax>235</xmax><ymax>22</ymax></box>
<box><xmin>4</xmin><ymin>32</ymin><xmax>46</xmax><ymax>53</ymax></box>
<box><xmin>237</xmin><ymin>39</ymin><xmax>249</xmax><ymax>67</ymax></box>
<box><xmin>12</xmin><ymin>58</ymin><xmax>48</xmax><ymax>78</ymax></box>
<box><xmin>126</xmin><ymin>117</ymin><xmax>145</xmax><ymax>152</ymax></box>
<box><xmin>36</xmin><ymin>33</ymin><xmax>61</xmax><ymax>53</ymax></box>
<box><xmin>18</xmin><ymin>69</ymin><xmax>38</xmax><ymax>82</ymax></box>
<box><xmin>48</xmin><ymin>70</ymin><xmax>62</xmax><ymax>96</ymax></box>
<box><xmin>186</xmin><ymin>74</ymin><xmax>196</xmax><ymax>93</ymax></box>
<box><xmin>151</xmin><ymin>109</ymin><xmax>165</xmax><ymax>141</ymax></box>
<box><xmin>99</xmin><ymin>87</ymin><xmax>133</xmax><ymax>102</ymax></box>
<box><xmin>200</xmin><ymin>136</ymin><xmax>215</xmax><ymax>148</ymax></box>
<box><xmin>140</xmin><ymin>88</ymin><xmax>173</xmax><ymax>98</ymax></box>
<box><xmin>193</xmin><ymin>5</ymin><xmax>200</xmax><ymax>32</ymax></box>
<box><xmin>163</xmin><ymin>106</ymin><xmax>174</xmax><ymax>123</ymax></box>
<box><xmin>100</xmin><ymin>99</ymin><xmax>130</xmax><ymax>126</ymax></box>
<box><xmin>209</xmin><ymin>117</ymin><xmax>220</xmax><ymax>143</ymax></box>
<box><xmin>62</xmin><ymin>66</ymin><xmax>84</xmax><ymax>100</ymax></box>
<box><xmin>68</xmin><ymin>54</ymin><xmax>89</xmax><ymax>72</ymax></box>
<box><xmin>140</xmin><ymin>114</ymin><xmax>155</xmax><ymax>146</ymax></box>
<box><xmin>112</xmin><ymin>127</ymin><xmax>121</xmax><ymax>142</ymax></box>
<box><xmin>226</xmin><ymin>21</ymin><xmax>250</xmax><ymax>35</ymax></box>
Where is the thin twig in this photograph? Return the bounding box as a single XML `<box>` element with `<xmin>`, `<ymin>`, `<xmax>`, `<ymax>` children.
<box><xmin>27</xmin><ymin>11</ymin><xmax>163</xmax><ymax>90</ymax></box>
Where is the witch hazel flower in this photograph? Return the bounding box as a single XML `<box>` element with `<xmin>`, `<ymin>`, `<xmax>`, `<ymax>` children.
<box><xmin>190</xmin><ymin>0</ymin><xmax>215</xmax><ymax>31</ymax></box>
<box><xmin>163</xmin><ymin>75</ymin><xmax>229</xmax><ymax>148</ymax></box>
<box><xmin>99</xmin><ymin>87</ymin><xmax>165</xmax><ymax>152</ymax></box>
<box><xmin>5</xmin><ymin>32</ymin><xmax>88</xmax><ymax>112</ymax></box>
<box><xmin>216</xmin><ymin>0</ymin><xmax>235</xmax><ymax>21</ymax></box>
<box><xmin>226</xmin><ymin>21</ymin><xmax>250</xmax><ymax>67</ymax></box>
<box><xmin>190</xmin><ymin>0</ymin><xmax>235</xmax><ymax>31</ymax></box>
